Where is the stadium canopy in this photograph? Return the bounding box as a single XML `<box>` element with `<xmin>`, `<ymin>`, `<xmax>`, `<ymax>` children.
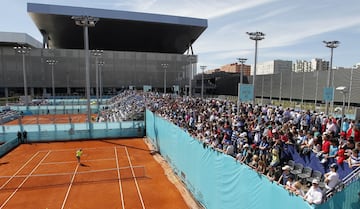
<box><xmin>27</xmin><ymin>3</ymin><xmax>208</xmax><ymax>54</ymax></box>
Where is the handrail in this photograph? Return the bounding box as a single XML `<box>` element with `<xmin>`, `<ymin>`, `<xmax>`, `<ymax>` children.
<box><xmin>324</xmin><ymin>166</ymin><xmax>360</xmax><ymax>200</ymax></box>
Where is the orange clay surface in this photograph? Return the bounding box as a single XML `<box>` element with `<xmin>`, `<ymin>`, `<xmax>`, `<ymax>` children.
<box><xmin>0</xmin><ymin>139</ymin><xmax>190</xmax><ymax>209</ymax></box>
<box><xmin>5</xmin><ymin>114</ymin><xmax>94</xmax><ymax>125</ymax></box>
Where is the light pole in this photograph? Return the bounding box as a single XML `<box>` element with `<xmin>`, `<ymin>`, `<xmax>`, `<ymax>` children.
<box><xmin>73</xmin><ymin>16</ymin><xmax>99</xmax><ymax>125</ymax></box>
<box><xmin>323</xmin><ymin>40</ymin><xmax>340</xmax><ymax>115</ymax></box>
<box><xmin>200</xmin><ymin>65</ymin><xmax>206</xmax><ymax>99</ymax></box>
<box><xmin>188</xmin><ymin>55</ymin><xmax>195</xmax><ymax>97</ymax></box>
<box><xmin>46</xmin><ymin>59</ymin><xmax>57</xmax><ymax>106</ymax></box>
<box><xmin>98</xmin><ymin>61</ymin><xmax>105</xmax><ymax>106</ymax></box>
<box><xmin>92</xmin><ymin>49</ymin><xmax>103</xmax><ymax>112</ymax></box>
<box><xmin>161</xmin><ymin>63</ymin><xmax>168</xmax><ymax>94</ymax></box>
<box><xmin>247</xmin><ymin>31</ymin><xmax>265</xmax><ymax>106</ymax></box>
<box><xmin>237</xmin><ymin>58</ymin><xmax>247</xmax><ymax>85</ymax></box>
<box><xmin>336</xmin><ymin>86</ymin><xmax>348</xmax><ymax>132</ymax></box>
<box><xmin>14</xmin><ymin>46</ymin><xmax>31</xmax><ymax>109</ymax></box>
<box><xmin>237</xmin><ymin>58</ymin><xmax>247</xmax><ymax>115</ymax></box>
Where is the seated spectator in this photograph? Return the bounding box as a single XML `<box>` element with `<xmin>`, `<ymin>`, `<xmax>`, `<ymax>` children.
<box><xmin>257</xmin><ymin>159</ymin><xmax>267</xmax><ymax>174</ymax></box>
<box><xmin>236</xmin><ymin>143</ymin><xmax>252</xmax><ymax>164</ymax></box>
<box><xmin>325</xmin><ymin>139</ymin><xmax>339</xmax><ymax>162</ymax></box>
<box><xmin>304</xmin><ymin>179</ymin><xmax>323</xmax><ymax>205</ymax></box>
<box><xmin>284</xmin><ymin>174</ymin><xmax>296</xmax><ymax>191</ymax></box>
<box><xmin>317</xmin><ymin>133</ymin><xmax>331</xmax><ymax>163</ymax></box>
<box><xmin>267</xmin><ymin>165</ymin><xmax>282</xmax><ymax>182</ymax></box>
<box><xmin>293</xmin><ymin>181</ymin><xmax>305</xmax><ymax>197</ymax></box>
<box><xmin>278</xmin><ymin>165</ymin><xmax>292</xmax><ymax>185</ymax></box>
<box><xmin>324</xmin><ymin>163</ymin><xmax>340</xmax><ymax>192</ymax></box>
<box><xmin>348</xmin><ymin>149</ymin><xmax>360</xmax><ymax>170</ymax></box>
<box><xmin>248</xmin><ymin>155</ymin><xmax>259</xmax><ymax>169</ymax></box>
<box><xmin>346</xmin><ymin>122</ymin><xmax>360</xmax><ymax>142</ymax></box>
<box><xmin>269</xmin><ymin>147</ymin><xmax>280</xmax><ymax>167</ymax></box>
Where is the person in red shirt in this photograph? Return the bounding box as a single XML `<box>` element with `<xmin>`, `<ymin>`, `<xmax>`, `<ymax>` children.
<box><xmin>346</xmin><ymin>123</ymin><xmax>360</xmax><ymax>142</ymax></box>
<box><xmin>317</xmin><ymin>133</ymin><xmax>331</xmax><ymax>163</ymax></box>
<box><xmin>321</xmin><ymin>134</ymin><xmax>331</xmax><ymax>154</ymax></box>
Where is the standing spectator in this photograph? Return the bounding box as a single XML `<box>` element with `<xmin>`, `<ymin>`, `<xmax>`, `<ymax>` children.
<box><xmin>17</xmin><ymin>131</ymin><xmax>22</xmax><ymax>144</ymax></box>
<box><xmin>304</xmin><ymin>179</ymin><xmax>323</xmax><ymax>205</ymax></box>
<box><xmin>22</xmin><ymin>130</ymin><xmax>27</xmax><ymax>143</ymax></box>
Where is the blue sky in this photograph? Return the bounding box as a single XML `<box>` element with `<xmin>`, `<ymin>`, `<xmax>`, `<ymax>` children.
<box><xmin>2</xmin><ymin>0</ymin><xmax>360</xmax><ymax>71</ymax></box>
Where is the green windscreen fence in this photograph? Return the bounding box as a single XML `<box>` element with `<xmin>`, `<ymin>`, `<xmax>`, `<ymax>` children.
<box><xmin>145</xmin><ymin>110</ymin><xmax>358</xmax><ymax>209</ymax></box>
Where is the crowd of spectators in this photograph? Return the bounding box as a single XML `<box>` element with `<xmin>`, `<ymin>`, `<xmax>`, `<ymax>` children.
<box><xmin>97</xmin><ymin>90</ymin><xmax>145</xmax><ymax>122</ymax></box>
<box><xmin>143</xmin><ymin>91</ymin><xmax>360</xmax><ymax>204</ymax></box>
<box><xmin>0</xmin><ymin>108</ymin><xmax>20</xmax><ymax>124</ymax></box>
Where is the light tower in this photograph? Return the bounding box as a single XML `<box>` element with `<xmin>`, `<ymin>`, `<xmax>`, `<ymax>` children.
<box><xmin>246</xmin><ymin>31</ymin><xmax>265</xmax><ymax>105</ymax></box>
<box><xmin>323</xmin><ymin>40</ymin><xmax>340</xmax><ymax>115</ymax></box>
<box><xmin>14</xmin><ymin>46</ymin><xmax>31</xmax><ymax>109</ymax></box>
<box><xmin>237</xmin><ymin>58</ymin><xmax>247</xmax><ymax>115</ymax></box>
<box><xmin>46</xmin><ymin>59</ymin><xmax>57</xmax><ymax>106</ymax></box>
<box><xmin>200</xmin><ymin>65</ymin><xmax>207</xmax><ymax>99</ymax></box>
<box><xmin>72</xmin><ymin>15</ymin><xmax>99</xmax><ymax>125</ymax></box>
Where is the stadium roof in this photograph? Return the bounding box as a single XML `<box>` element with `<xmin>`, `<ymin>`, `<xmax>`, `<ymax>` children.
<box><xmin>27</xmin><ymin>3</ymin><xmax>207</xmax><ymax>54</ymax></box>
<box><xmin>0</xmin><ymin>32</ymin><xmax>42</xmax><ymax>48</ymax></box>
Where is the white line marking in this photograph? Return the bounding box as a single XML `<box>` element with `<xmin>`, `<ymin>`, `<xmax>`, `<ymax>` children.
<box><xmin>115</xmin><ymin>147</ymin><xmax>125</xmax><ymax>209</ymax></box>
<box><xmin>0</xmin><ymin>151</ymin><xmax>41</xmax><ymax>190</ymax></box>
<box><xmin>0</xmin><ymin>151</ymin><xmax>51</xmax><ymax>209</ymax></box>
<box><xmin>60</xmin><ymin>163</ymin><xmax>80</xmax><ymax>209</ymax></box>
<box><xmin>125</xmin><ymin>147</ymin><xmax>146</xmax><ymax>209</ymax></box>
<box><xmin>42</xmin><ymin>158</ymin><xmax>115</xmax><ymax>165</ymax></box>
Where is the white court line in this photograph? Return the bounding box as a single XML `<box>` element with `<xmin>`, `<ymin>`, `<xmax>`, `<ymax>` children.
<box><xmin>45</xmin><ymin>146</ymin><xmax>125</xmax><ymax>152</ymax></box>
<box><xmin>125</xmin><ymin>147</ymin><xmax>146</xmax><ymax>209</ymax></box>
<box><xmin>60</xmin><ymin>163</ymin><xmax>80</xmax><ymax>209</ymax></box>
<box><xmin>42</xmin><ymin>158</ymin><xmax>115</xmax><ymax>165</ymax></box>
<box><xmin>0</xmin><ymin>151</ymin><xmax>51</xmax><ymax>209</ymax></box>
<box><xmin>0</xmin><ymin>151</ymin><xmax>40</xmax><ymax>190</ymax></box>
<box><xmin>115</xmin><ymin>147</ymin><xmax>125</xmax><ymax>209</ymax></box>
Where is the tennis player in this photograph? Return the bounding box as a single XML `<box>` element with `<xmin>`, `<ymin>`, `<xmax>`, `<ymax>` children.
<box><xmin>76</xmin><ymin>148</ymin><xmax>83</xmax><ymax>163</ymax></box>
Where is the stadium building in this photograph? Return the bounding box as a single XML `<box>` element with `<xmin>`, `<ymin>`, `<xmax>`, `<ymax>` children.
<box><xmin>0</xmin><ymin>3</ymin><xmax>207</xmax><ymax>99</ymax></box>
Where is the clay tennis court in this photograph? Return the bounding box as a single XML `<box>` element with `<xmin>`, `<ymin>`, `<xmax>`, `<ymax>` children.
<box><xmin>5</xmin><ymin>114</ymin><xmax>93</xmax><ymax>125</ymax></box>
<box><xmin>0</xmin><ymin>139</ymin><xmax>193</xmax><ymax>209</ymax></box>
<box><xmin>1</xmin><ymin>114</ymin><xmax>196</xmax><ymax>209</ymax></box>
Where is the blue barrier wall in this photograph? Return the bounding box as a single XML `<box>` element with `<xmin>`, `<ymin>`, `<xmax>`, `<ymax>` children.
<box><xmin>0</xmin><ymin>138</ymin><xmax>18</xmax><ymax>157</ymax></box>
<box><xmin>146</xmin><ymin>110</ymin><xmax>313</xmax><ymax>209</ymax></box>
<box><xmin>0</xmin><ymin>121</ymin><xmax>145</xmax><ymax>157</ymax></box>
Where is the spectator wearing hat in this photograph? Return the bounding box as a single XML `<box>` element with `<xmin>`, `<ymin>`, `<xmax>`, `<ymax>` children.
<box><xmin>304</xmin><ymin>179</ymin><xmax>323</xmax><ymax>205</ymax></box>
<box><xmin>324</xmin><ymin>163</ymin><xmax>340</xmax><ymax>191</ymax></box>
<box><xmin>278</xmin><ymin>165</ymin><xmax>292</xmax><ymax>185</ymax></box>
<box><xmin>236</xmin><ymin>143</ymin><xmax>252</xmax><ymax>164</ymax></box>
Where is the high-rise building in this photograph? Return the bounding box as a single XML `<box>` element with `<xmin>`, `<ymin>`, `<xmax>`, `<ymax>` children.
<box><xmin>253</xmin><ymin>60</ymin><xmax>292</xmax><ymax>75</ymax></box>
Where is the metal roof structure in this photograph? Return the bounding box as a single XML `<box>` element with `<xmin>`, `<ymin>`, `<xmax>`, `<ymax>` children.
<box><xmin>27</xmin><ymin>3</ymin><xmax>207</xmax><ymax>54</ymax></box>
<box><xmin>0</xmin><ymin>32</ymin><xmax>42</xmax><ymax>48</ymax></box>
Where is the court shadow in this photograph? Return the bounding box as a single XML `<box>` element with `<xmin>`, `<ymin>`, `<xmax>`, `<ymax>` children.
<box><xmin>99</xmin><ymin>140</ymin><xmax>150</xmax><ymax>152</ymax></box>
<box><xmin>0</xmin><ymin>162</ymin><xmax>9</xmax><ymax>166</ymax></box>
<box><xmin>80</xmin><ymin>163</ymin><xmax>90</xmax><ymax>167</ymax></box>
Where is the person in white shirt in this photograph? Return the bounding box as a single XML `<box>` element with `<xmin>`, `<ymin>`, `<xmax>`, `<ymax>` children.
<box><xmin>304</xmin><ymin>179</ymin><xmax>323</xmax><ymax>204</ymax></box>
<box><xmin>324</xmin><ymin>163</ymin><xmax>340</xmax><ymax>191</ymax></box>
